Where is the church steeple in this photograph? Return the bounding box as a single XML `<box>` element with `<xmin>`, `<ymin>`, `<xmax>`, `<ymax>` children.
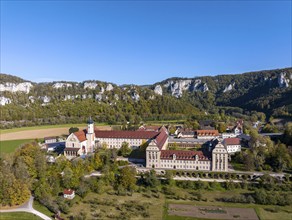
<box><xmin>87</xmin><ymin>116</ymin><xmax>94</xmax><ymax>134</ymax></box>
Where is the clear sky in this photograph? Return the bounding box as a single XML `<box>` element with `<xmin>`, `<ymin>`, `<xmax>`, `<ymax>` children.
<box><xmin>1</xmin><ymin>1</ymin><xmax>291</xmax><ymax>85</ymax></box>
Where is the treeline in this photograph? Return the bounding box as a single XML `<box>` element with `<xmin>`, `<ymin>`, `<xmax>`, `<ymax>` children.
<box><xmin>0</xmin><ymin>95</ymin><xmax>202</xmax><ymax>129</ymax></box>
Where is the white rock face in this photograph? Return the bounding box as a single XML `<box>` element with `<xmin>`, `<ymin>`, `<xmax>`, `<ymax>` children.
<box><xmin>154</xmin><ymin>85</ymin><xmax>163</xmax><ymax>95</ymax></box>
<box><xmin>100</xmin><ymin>87</ymin><xmax>105</xmax><ymax>94</ymax></box>
<box><xmin>114</xmin><ymin>94</ymin><xmax>119</xmax><ymax>101</ymax></box>
<box><xmin>64</xmin><ymin>95</ymin><xmax>71</xmax><ymax>101</ymax></box>
<box><xmin>0</xmin><ymin>96</ymin><xmax>11</xmax><ymax>106</ymax></box>
<box><xmin>82</xmin><ymin>94</ymin><xmax>87</xmax><ymax>99</ymax></box>
<box><xmin>0</xmin><ymin>82</ymin><xmax>33</xmax><ymax>94</ymax></box>
<box><xmin>149</xmin><ymin>95</ymin><xmax>155</xmax><ymax>100</ymax></box>
<box><xmin>201</xmin><ymin>83</ymin><xmax>209</xmax><ymax>92</ymax></box>
<box><xmin>164</xmin><ymin>80</ymin><xmax>192</xmax><ymax>98</ymax></box>
<box><xmin>40</xmin><ymin>96</ymin><xmax>51</xmax><ymax>103</ymax></box>
<box><xmin>52</xmin><ymin>83</ymin><xmax>72</xmax><ymax>89</ymax></box>
<box><xmin>106</xmin><ymin>84</ymin><xmax>114</xmax><ymax>91</ymax></box>
<box><xmin>29</xmin><ymin>96</ymin><xmax>35</xmax><ymax>103</ymax></box>
<box><xmin>95</xmin><ymin>94</ymin><xmax>102</xmax><ymax>101</ymax></box>
<box><xmin>163</xmin><ymin>79</ymin><xmax>209</xmax><ymax>97</ymax></box>
<box><xmin>84</xmin><ymin>82</ymin><xmax>98</xmax><ymax>89</ymax></box>
<box><xmin>278</xmin><ymin>72</ymin><xmax>290</xmax><ymax>88</ymax></box>
<box><xmin>223</xmin><ymin>83</ymin><xmax>235</xmax><ymax>93</ymax></box>
<box><xmin>131</xmin><ymin>92</ymin><xmax>140</xmax><ymax>101</ymax></box>
<box><xmin>191</xmin><ymin>79</ymin><xmax>202</xmax><ymax>91</ymax></box>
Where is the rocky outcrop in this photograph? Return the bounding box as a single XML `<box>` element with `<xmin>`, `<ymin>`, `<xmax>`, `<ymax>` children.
<box><xmin>154</xmin><ymin>85</ymin><xmax>163</xmax><ymax>95</ymax></box>
<box><xmin>278</xmin><ymin>72</ymin><xmax>290</xmax><ymax>88</ymax></box>
<box><xmin>29</xmin><ymin>96</ymin><xmax>35</xmax><ymax>103</ymax></box>
<box><xmin>162</xmin><ymin>79</ymin><xmax>209</xmax><ymax>97</ymax></box>
<box><xmin>84</xmin><ymin>82</ymin><xmax>98</xmax><ymax>89</ymax></box>
<box><xmin>95</xmin><ymin>94</ymin><xmax>102</xmax><ymax>101</ymax></box>
<box><xmin>40</xmin><ymin>96</ymin><xmax>51</xmax><ymax>103</ymax></box>
<box><xmin>0</xmin><ymin>82</ymin><xmax>33</xmax><ymax>94</ymax></box>
<box><xmin>52</xmin><ymin>83</ymin><xmax>72</xmax><ymax>89</ymax></box>
<box><xmin>223</xmin><ymin>83</ymin><xmax>235</xmax><ymax>93</ymax></box>
<box><xmin>114</xmin><ymin>94</ymin><xmax>119</xmax><ymax>101</ymax></box>
<box><xmin>0</xmin><ymin>96</ymin><xmax>11</xmax><ymax>106</ymax></box>
<box><xmin>164</xmin><ymin>80</ymin><xmax>192</xmax><ymax>98</ymax></box>
<box><xmin>106</xmin><ymin>84</ymin><xmax>114</xmax><ymax>91</ymax></box>
<box><xmin>131</xmin><ymin>92</ymin><xmax>140</xmax><ymax>101</ymax></box>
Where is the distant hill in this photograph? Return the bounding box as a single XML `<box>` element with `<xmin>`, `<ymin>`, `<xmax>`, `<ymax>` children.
<box><xmin>0</xmin><ymin>67</ymin><xmax>291</xmax><ymax>128</ymax></box>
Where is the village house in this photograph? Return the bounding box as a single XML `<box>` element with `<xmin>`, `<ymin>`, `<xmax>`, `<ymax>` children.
<box><xmin>222</xmin><ymin>138</ymin><xmax>241</xmax><ymax>154</ymax></box>
<box><xmin>63</xmin><ymin>189</ymin><xmax>75</xmax><ymax>199</ymax></box>
<box><xmin>44</xmin><ymin>136</ymin><xmax>58</xmax><ymax>144</ymax></box>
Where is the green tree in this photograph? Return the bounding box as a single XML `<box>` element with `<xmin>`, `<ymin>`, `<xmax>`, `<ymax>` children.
<box><xmin>144</xmin><ymin>169</ymin><xmax>160</xmax><ymax>188</ymax></box>
<box><xmin>118</xmin><ymin>142</ymin><xmax>132</xmax><ymax>157</ymax></box>
<box><xmin>117</xmin><ymin>166</ymin><xmax>137</xmax><ymax>192</ymax></box>
<box><xmin>69</xmin><ymin>127</ymin><xmax>79</xmax><ymax>134</ymax></box>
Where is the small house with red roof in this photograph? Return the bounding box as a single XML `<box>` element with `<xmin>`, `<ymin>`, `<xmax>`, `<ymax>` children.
<box><xmin>63</xmin><ymin>189</ymin><xmax>75</xmax><ymax>199</ymax></box>
<box><xmin>222</xmin><ymin>138</ymin><xmax>241</xmax><ymax>154</ymax></box>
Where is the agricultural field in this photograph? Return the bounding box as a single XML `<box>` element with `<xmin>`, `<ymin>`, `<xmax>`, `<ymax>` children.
<box><xmin>168</xmin><ymin>204</ymin><xmax>258</xmax><ymax>220</ymax></box>
<box><xmin>0</xmin><ymin>139</ymin><xmax>34</xmax><ymax>155</ymax></box>
<box><xmin>0</xmin><ymin>212</ymin><xmax>42</xmax><ymax>220</ymax></box>
<box><xmin>0</xmin><ymin>124</ymin><xmax>111</xmax><ymax>141</ymax></box>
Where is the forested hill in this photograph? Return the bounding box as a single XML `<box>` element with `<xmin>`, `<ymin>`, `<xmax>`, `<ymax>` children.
<box><xmin>0</xmin><ymin>67</ymin><xmax>291</xmax><ymax>128</ymax></box>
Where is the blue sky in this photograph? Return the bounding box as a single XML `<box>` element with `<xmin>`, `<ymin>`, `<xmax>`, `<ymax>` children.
<box><xmin>1</xmin><ymin>1</ymin><xmax>291</xmax><ymax>85</ymax></box>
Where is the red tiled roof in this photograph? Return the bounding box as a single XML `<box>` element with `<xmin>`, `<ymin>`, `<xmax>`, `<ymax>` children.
<box><xmin>160</xmin><ymin>150</ymin><xmax>209</xmax><ymax>161</ymax></box>
<box><xmin>94</xmin><ymin>130</ymin><xmax>159</xmax><ymax>139</ymax></box>
<box><xmin>196</xmin><ymin>130</ymin><xmax>219</xmax><ymax>136</ymax></box>
<box><xmin>63</xmin><ymin>189</ymin><xmax>74</xmax><ymax>195</ymax></box>
<box><xmin>138</xmin><ymin>125</ymin><xmax>161</xmax><ymax>131</ymax></box>
<box><xmin>73</xmin><ymin>130</ymin><xmax>87</xmax><ymax>142</ymax></box>
<box><xmin>223</xmin><ymin>138</ymin><xmax>240</xmax><ymax>145</ymax></box>
<box><xmin>155</xmin><ymin>128</ymin><xmax>168</xmax><ymax>150</ymax></box>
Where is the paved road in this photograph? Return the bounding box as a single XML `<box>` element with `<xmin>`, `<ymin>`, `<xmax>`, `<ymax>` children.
<box><xmin>0</xmin><ymin>196</ymin><xmax>51</xmax><ymax>220</ymax></box>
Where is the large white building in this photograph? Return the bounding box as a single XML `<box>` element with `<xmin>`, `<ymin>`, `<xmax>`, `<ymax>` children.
<box><xmin>64</xmin><ymin>118</ymin><xmax>168</xmax><ymax>159</ymax></box>
<box><xmin>146</xmin><ymin>141</ymin><xmax>228</xmax><ymax>172</ymax></box>
<box><xmin>65</xmin><ymin>119</ymin><xmax>229</xmax><ymax>171</ymax></box>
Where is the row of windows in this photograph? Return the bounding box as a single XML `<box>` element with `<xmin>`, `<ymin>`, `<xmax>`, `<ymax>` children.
<box><xmin>161</xmin><ymin>164</ymin><xmax>209</xmax><ymax>169</ymax></box>
<box><xmin>160</xmin><ymin>160</ymin><xmax>209</xmax><ymax>164</ymax></box>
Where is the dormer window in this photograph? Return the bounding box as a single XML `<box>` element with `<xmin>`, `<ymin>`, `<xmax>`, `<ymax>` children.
<box><xmin>195</xmin><ymin>155</ymin><xmax>199</xmax><ymax>161</ymax></box>
<box><xmin>173</xmin><ymin>154</ymin><xmax>176</xmax><ymax>160</ymax></box>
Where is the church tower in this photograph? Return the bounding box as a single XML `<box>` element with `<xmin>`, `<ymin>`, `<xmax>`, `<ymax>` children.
<box><xmin>86</xmin><ymin>116</ymin><xmax>95</xmax><ymax>153</ymax></box>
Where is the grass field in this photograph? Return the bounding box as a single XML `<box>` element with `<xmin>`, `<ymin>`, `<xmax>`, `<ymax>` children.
<box><xmin>0</xmin><ymin>139</ymin><xmax>34</xmax><ymax>154</ymax></box>
<box><xmin>33</xmin><ymin>200</ymin><xmax>54</xmax><ymax>218</ymax></box>
<box><xmin>64</xmin><ymin>191</ymin><xmax>165</xmax><ymax>219</ymax></box>
<box><xmin>164</xmin><ymin>189</ymin><xmax>292</xmax><ymax>220</ymax></box>
<box><xmin>0</xmin><ymin>212</ymin><xmax>42</xmax><ymax>220</ymax></box>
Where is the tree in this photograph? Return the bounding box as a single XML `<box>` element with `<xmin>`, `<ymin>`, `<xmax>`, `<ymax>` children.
<box><xmin>118</xmin><ymin>142</ymin><xmax>132</xmax><ymax>157</ymax></box>
<box><xmin>164</xmin><ymin>170</ymin><xmax>175</xmax><ymax>186</ymax></box>
<box><xmin>117</xmin><ymin>166</ymin><xmax>137</xmax><ymax>192</ymax></box>
<box><xmin>283</xmin><ymin>122</ymin><xmax>292</xmax><ymax>146</ymax></box>
<box><xmin>143</xmin><ymin>169</ymin><xmax>160</xmax><ymax>188</ymax></box>
<box><xmin>69</xmin><ymin>127</ymin><xmax>79</xmax><ymax>134</ymax></box>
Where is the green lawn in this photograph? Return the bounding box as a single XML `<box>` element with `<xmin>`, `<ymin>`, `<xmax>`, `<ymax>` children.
<box><xmin>0</xmin><ymin>123</ymin><xmax>108</xmax><ymax>134</ymax></box>
<box><xmin>0</xmin><ymin>212</ymin><xmax>42</xmax><ymax>220</ymax></box>
<box><xmin>0</xmin><ymin>139</ymin><xmax>34</xmax><ymax>154</ymax></box>
<box><xmin>33</xmin><ymin>200</ymin><xmax>54</xmax><ymax>218</ymax></box>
